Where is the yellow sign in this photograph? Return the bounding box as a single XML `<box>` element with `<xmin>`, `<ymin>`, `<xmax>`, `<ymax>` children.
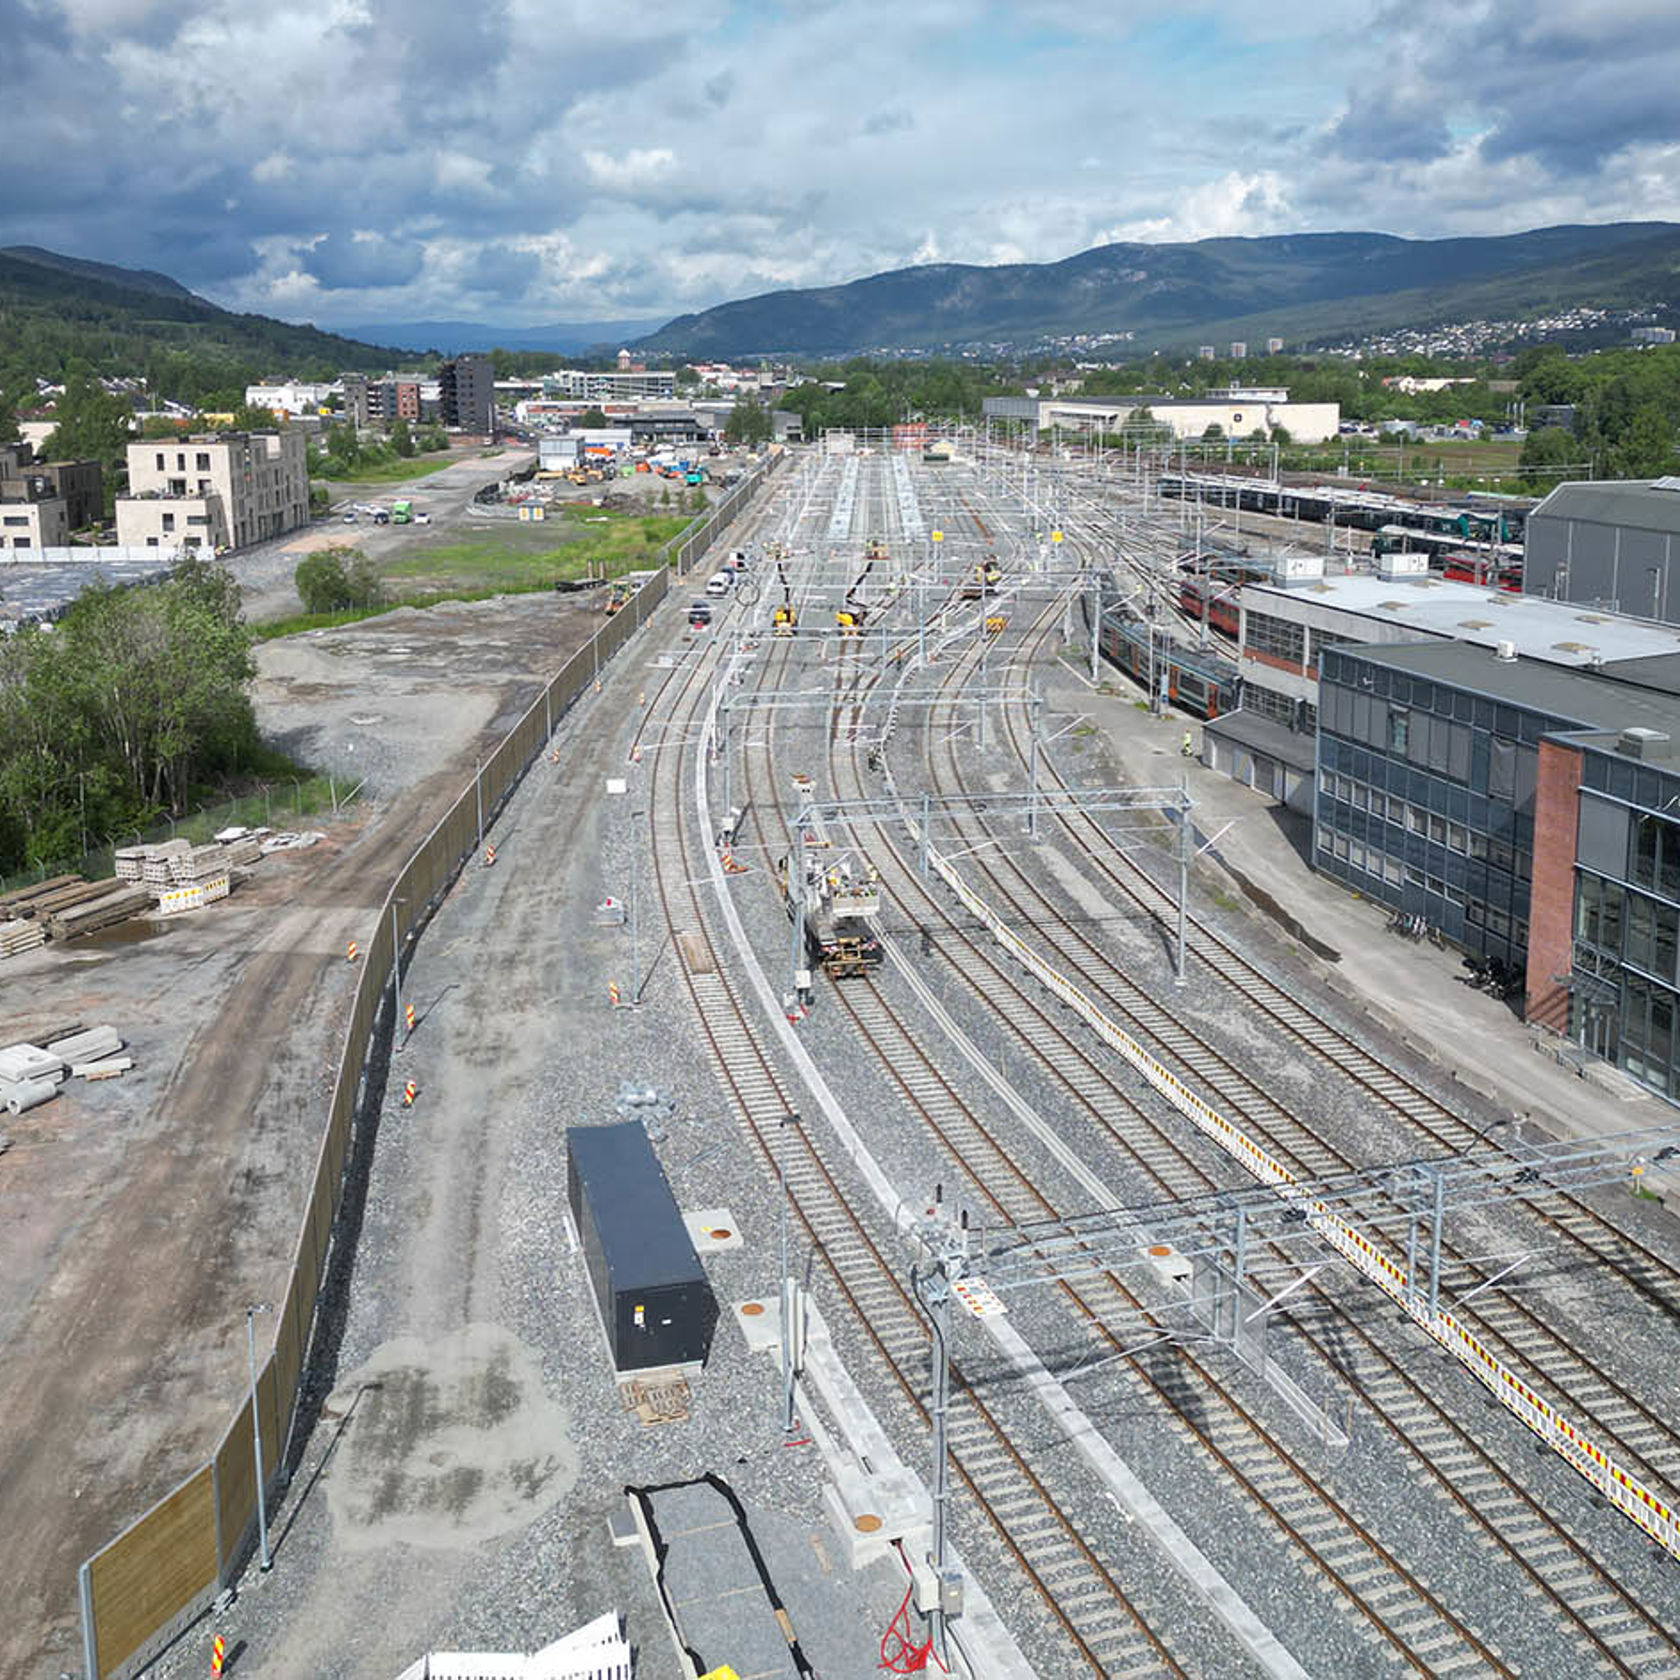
<box><xmin>698</xmin><ymin>1670</ymin><xmax>742</xmax><ymax>1680</ymax></box>
<box><xmin>1050</xmin><ymin>529</ymin><xmax>1063</xmax><ymax>543</ymax></box>
<box><xmin>930</xmin><ymin>530</ymin><xmax>943</xmax><ymax>543</ymax></box>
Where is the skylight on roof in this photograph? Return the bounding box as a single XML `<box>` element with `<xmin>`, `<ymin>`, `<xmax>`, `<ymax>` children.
<box><xmin>1653</xmin><ymin>476</ymin><xmax>1680</xmax><ymax>492</ymax></box>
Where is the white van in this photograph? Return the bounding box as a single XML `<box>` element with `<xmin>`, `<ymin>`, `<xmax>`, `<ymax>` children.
<box><xmin>705</xmin><ymin>570</ymin><xmax>734</xmax><ymax>596</ymax></box>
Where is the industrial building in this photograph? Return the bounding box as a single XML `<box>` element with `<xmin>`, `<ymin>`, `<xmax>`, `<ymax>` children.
<box><xmin>1524</xmin><ymin>478</ymin><xmax>1680</xmax><ymax>624</ymax></box>
<box><xmin>1198</xmin><ymin>555</ymin><xmax>1680</xmax><ymax>809</ymax></box>
<box><xmin>1312</xmin><ymin>636</ymin><xmax>1680</xmax><ymax>1104</ymax></box>
<box><xmin>115</xmin><ymin>431</ymin><xmax>309</xmax><ymax>552</ymax></box>
<box><xmin>984</xmin><ymin>387</ymin><xmax>1340</xmax><ymax>444</ymax></box>
<box><xmin>546</xmin><ymin>367</ymin><xmax>678</xmax><ymax>401</ymax></box>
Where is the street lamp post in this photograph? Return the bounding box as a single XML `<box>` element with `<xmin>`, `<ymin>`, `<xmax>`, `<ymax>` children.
<box><xmin>246</xmin><ymin>1303</ymin><xmax>274</xmax><ymax>1572</ymax></box>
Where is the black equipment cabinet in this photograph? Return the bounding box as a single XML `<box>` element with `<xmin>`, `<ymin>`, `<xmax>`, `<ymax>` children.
<box><xmin>566</xmin><ymin>1122</ymin><xmax>719</xmax><ymax>1372</ymax></box>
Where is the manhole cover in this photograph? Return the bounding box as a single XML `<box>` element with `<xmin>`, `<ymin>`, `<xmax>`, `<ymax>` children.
<box><xmin>854</xmin><ymin>1514</ymin><xmax>883</xmax><ymax>1534</ymax></box>
<box><xmin>709</xmin><ymin>1228</ymin><xmax>733</xmax><ymax>1241</ymax></box>
<box><xmin>740</xmin><ymin>1302</ymin><xmax>765</xmax><ymax>1317</ymax></box>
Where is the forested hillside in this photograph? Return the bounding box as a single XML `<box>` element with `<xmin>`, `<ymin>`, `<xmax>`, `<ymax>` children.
<box><xmin>0</xmin><ymin>248</ymin><xmax>398</xmax><ymax>413</ymax></box>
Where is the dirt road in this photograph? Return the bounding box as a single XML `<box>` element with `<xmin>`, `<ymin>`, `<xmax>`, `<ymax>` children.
<box><xmin>0</xmin><ymin>591</ymin><xmax>608</xmax><ymax>1679</ymax></box>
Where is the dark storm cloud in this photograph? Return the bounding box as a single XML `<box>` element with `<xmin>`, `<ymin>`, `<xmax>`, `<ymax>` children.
<box><xmin>1322</xmin><ymin>0</ymin><xmax>1680</xmax><ymax>179</ymax></box>
<box><xmin>302</xmin><ymin>233</ymin><xmax>427</xmax><ymax>289</ymax></box>
<box><xmin>1321</xmin><ymin>84</ymin><xmax>1450</xmax><ymax>165</ymax></box>
<box><xmin>462</xmin><ymin>243</ymin><xmax>542</xmax><ymax>302</ymax></box>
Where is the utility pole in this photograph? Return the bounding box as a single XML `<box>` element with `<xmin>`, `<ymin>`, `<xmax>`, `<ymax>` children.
<box><xmin>390</xmin><ymin>896</ymin><xmax>406</xmax><ymax>1048</ymax></box>
<box><xmin>787</xmin><ymin>810</ymin><xmax>809</xmax><ymax>1011</ymax></box>
<box><xmin>777</xmin><ymin>1113</ymin><xmax>803</xmax><ymax>1436</ymax></box>
<box><xmin>246</xmin><ymin>1303</ymin><xmax>274</xmax><ymax>1573</ymax></box>
<box><xmin>1175</xmin><ymin>773</ymin><xmax>1191</xmax><ymax>985</ymax></box>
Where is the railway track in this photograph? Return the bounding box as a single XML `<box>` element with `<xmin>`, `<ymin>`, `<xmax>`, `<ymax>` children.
<box><xmin>731</xmin><ymin>453</ymin><xmax>1680</xmax><ymax>1673</ymax></box>
<box><xmin>634</xmin><ymin>466</ymin><xmax>1185</xmax><ymax>1677</ymax></box>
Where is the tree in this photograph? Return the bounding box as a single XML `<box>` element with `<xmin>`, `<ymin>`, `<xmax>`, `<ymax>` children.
<box><xmin>1201</xmin><ymin>423</ymin><xmax>1225</xmax><ymax>441</ymax></box>
<box><xmin>230</xmin><ymin>403</ymin><xmax>279</xmax><ymax>431</ymax></box>
<box><xmin>1612</xmin><ymin>404</ymin><xmax>1675</xmax><ymax>479</ymax></box>
<box><xmin>419</xmin><ymin>425</ymin><xmax>448</xmax><ymax>452</ymax></box>
<box><xmin>725</xmin><ymin>393</ymin><xmax>773</xmax><ymax>445</ymax></box>
<box><xmin>579</xmin><ymin>407</ymin><xmax>609</xmax><ymax>429</ymax></box>
<box><xmin>675</xmin><ymin>366</ymin><xmax>700</xmax><ymax>389</ymax></box>
<box><xmin>294</xmin><ymin>547</ymin><xmax>384</xmax><ymax>614</ymax></box>
<box><xmin>389</xmin><ymin>417</ymin><xmax>416</xmax><ymax>457</ymax></box>
<box><xmin>42</xmin><ymin>374</ymin><xmax>133</xmax><ymax>473</ymax></box>
<box><xmin>1519</xmin><ymin>426</ymin><xmax>1579</xmax><ymax>487</ymax></box>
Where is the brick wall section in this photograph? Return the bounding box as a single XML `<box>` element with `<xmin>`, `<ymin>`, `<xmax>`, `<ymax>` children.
<box><xmin>1526</xmin><ymin>738</ymin><xmax>1583</xmax><ymax>1030</ymax></box>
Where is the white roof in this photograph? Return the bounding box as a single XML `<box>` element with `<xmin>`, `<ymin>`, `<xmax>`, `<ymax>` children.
<box><xmin>1245</xmin><ymin>573</ymin><xmax>1680</xmax><ymax>667</ymax></box>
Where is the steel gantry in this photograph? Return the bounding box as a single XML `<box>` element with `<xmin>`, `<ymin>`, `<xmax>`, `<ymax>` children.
<box><xmin>906</xmin><ymin>1121</ymin><xmax>1680</xmax><ymax>1608</ymax></box>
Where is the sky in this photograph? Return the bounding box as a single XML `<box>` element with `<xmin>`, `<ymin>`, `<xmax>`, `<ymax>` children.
<box><xmin>5</xmin><ymin>0</ymin><xmax>1680</xmax><ymax>331</ymax></box>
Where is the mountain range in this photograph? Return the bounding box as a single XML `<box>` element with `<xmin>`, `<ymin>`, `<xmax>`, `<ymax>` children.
<box><xmin>636</xmin><ymin>222</ymin><xmax>1680</xmax><ymax>358</ymax></box>
<box><xmin>338</xmin><ymin>317</ymin><xmax>667</xmax><ymax>355</ymax></box>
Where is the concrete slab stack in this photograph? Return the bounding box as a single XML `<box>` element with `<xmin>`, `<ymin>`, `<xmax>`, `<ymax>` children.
<box><xmin>0</xmin><ymin>921</ymin><xmax>47</xmax><ymax>960</ymax></box>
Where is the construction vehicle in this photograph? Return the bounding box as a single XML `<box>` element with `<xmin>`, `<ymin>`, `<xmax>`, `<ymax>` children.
<box><xmin>603</xmin><ymin>582</ymin><xmax>629</xmax><ymax>615</ymax></box>
<box><xmin>391</xmin><ymin>499</ymin><xmax>412</xmax><ymax>525</ymax></box>
<box><xmin>835</xmin><ymin>557</ymin><xmax>875</xmax><ymax>637</ymax></box>
<box><xmin>777</xmin><ymin>794</ymin><xmax>882</xmax><ymax>978</ymax></box>
<box><xmin>771</xmin><ymin>560</ymin><xmax>797</xmax><ymax>635</ymax></box>
<box><xmin>960</xmin><ymin>553</ymin><xmax>1001</xmax><ymax>599</ymax></box>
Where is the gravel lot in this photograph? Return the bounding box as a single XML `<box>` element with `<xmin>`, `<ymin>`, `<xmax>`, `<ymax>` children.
<box><xmin>0</xmin><ymin>581</ymin><xmax>613</xmax><ymax>1679</ymax></box>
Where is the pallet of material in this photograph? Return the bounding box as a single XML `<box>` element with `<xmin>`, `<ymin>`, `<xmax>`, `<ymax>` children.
<box><xmin>169</xmin><ymin>844</ymin><xmax>230</xmax><ymax>883</ymax></box>
<box><xmin>0</xmin><ymin>923</ymin><xmax>47</xmax><ymax>959</ymax></box>
<box><xmin>0</xmin><ymin>875</ymin><xmax>85</xmax><ymax>918</ymax></box>
<box><xmin>113</xmin><ymin>848</ymin><xmax>146</xmax><ymax>882</ymax></box>
<box><xmin>46</xmin><ymin>885</ymin><xmax>152</xmax><ymax>940</ymax></box>
<box><xmin>52</xmin><ymin>1026</ymin><xmax>123</xmax><ymax>1064</ymax></box>
<box><xmin>76</xmin><ymin>1057</ymin><xmax>133</xmax><ymax>1081</ymax></box>
<box><xmin>221</xmin><ymin>838</ymin><xmax>262</xmax><ymax>868</ymax></box>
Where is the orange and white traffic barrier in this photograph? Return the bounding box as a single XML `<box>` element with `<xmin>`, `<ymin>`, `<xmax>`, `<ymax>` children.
<box><xmin>211</xmin><ymin>1634</ymin><xmax>226</xmax><ymax>1677</ymax></box>
<box><xmin>608</xmin><ymin>980</ymin><xmax>622</xmax><ymax>1007</ymax></box>
<box><xmin>404</xmin><ymin>1003</ymin><xmax>415</xmax><ymax>1035</ymax></box>
<box><xmin>549</xmin><ymin>747</ymin><xmax>560</xmax><ymax>764</ymax></box>
<box><xmin>402</xmin><ymin>1079</ymin><xmax>418</xmax><ymax>1107</ymax></box>
<box><xmin>721</xmin><ymin>845</ymin><xmax>747</xmax><ymax>874</ymax></box>
<box><xmin>346</xmin><ymin>940</ymin><xmax>358</xmax><ymax>963</ymax></box>
<box><xmin>630</xmin><ymin>745</ymin><xmax>642</xmax><ymax>763</ymax></box>
<box><xmin>484</xmin><ymin>843</ymin><xmax>497</xmax><ymax>867</ymax></box>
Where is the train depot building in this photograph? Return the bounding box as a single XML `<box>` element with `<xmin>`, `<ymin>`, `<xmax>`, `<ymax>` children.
<box><xmin>1312</xmin><ymin>637</ymin><xmax>1680</xmax><ymax>1100</ymax></box>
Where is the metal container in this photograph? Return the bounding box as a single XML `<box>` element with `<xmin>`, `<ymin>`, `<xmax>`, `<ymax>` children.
<box><xmin>566</xmin><ymin>1122</ymin><xmax>719</xmax><ymax>1373</ymax></box>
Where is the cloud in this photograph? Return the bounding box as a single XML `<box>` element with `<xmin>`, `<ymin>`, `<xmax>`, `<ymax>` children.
<box><xmin>582</xmin><ymin>148</ymin><xmax>678</xmax><ymax>193</ymax></box>
<box><xmin>302</xmin><ymin>232</ymin><xmax>426</xmax><ymax>290</ymax></box>
<box><xmin>1</xmin><ymin>0</ymin><xmax>1678</xmax><ymax>326</ymax></box>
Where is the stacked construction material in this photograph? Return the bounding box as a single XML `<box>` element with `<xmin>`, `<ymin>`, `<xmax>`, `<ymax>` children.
<box><xmin>221</xmin><ymin>835</ymin><xmax>263</xmax><ymax>869</ymax></box>
<box><xmin>0</xmin><ymin>1024</ymin><xmax>133</xmax><ymax>1110</ymax></box>
<box><xmin>0</xmin><ymin>874</ymin><xmax>83</xmax><ymax>915</ymax></box>
<box><xmin>45</xmin><ymin>884</ymin><xmax>153</xmax><ymax>940</ymax></box>
<box><xmin>0</xmin><ymin>921</ymin><xmax>46</xmax><ymax>960</ymax></box>
<box><xmin>169</xmin><ymin>843</ymin><xmax>228</xmax><ymax>884</ymax></box>
<box><xmin>137</xmin><ymin>839</ymin><xmax>190</xmax><ymax>891</ymax></box>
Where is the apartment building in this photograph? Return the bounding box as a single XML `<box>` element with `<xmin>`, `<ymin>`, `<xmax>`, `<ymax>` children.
<box><xmin>0</xmin><ymin>441</ymin><xmax>75</xmax><ymax>550</ymax></box>
<box><xmin>0</xmin><ymin>495</ymin><xmax>70</xmax><ymax>551</ymax></box>
<box><xmin>439</xmin><ymin>353</ymin><xmax>494</xmax><ymax>432</ymax></box>
<box><xmin>115</xmin><ymin>431</ymin><xmax>309</xmax><ymax>552</ymax></box>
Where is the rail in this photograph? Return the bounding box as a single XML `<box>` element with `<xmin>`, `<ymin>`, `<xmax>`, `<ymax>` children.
<box><xmin>924</xmin><ymin>838</ymin><xmax>1680</xmax><ymax>1563</ymax></box>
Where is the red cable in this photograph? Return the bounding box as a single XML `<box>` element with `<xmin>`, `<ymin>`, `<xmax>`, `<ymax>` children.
<box><xmin>879</xmin><ymin>1580</ymin><xmax>934</xmax><ymax>1673</ymax></box>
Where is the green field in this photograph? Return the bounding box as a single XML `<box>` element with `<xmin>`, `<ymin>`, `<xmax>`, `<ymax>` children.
<box><xmin>318</xmin><ymin>453</ymin><xmax>461</xmax><ymax>488</ymax></box>
<box><xmin>381</xmin><ymin>508</ymin><xmax>692</xmax><ymax>595</ymax></box>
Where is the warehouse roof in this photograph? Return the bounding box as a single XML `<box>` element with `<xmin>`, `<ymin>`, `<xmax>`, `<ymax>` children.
<box><xmin>1330</xmin><ymin>639</ymin><xmax>1680</xmax><ymax>737</ymax></box>
<box><xmin>1244</xmin><ymin>574</ymin><xmax>1680</xmax><ymax>667</ymax></box>
<box><xmin>1531</xmin><ymin>478</ymin><xmax>1680</xmax><ymax>535</ymax></box>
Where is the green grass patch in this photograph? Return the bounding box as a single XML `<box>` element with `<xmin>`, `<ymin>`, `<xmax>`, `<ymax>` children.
<box><xmin>381</xmin><ymin>507</ymin><xmax>691</xmax><ymax>595</ymax></box>
<box><xmin>317</xmin><ymin>453</ymin><xmax>457</xmax><ymax>488</ymax></box>
<box><xmin>253</xmin><ymin>604</ymin><xmax>398</xmax><ymax>641</ymax></box>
